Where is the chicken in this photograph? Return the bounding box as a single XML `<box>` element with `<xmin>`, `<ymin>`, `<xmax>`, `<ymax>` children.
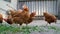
<box><xmin>13</xmin><ymin>5</ymin><xmax>30</xmax><ymax>23</ymax></box>
<box><xmin>24</xmin><ymin>12</ymin><xmax>36</xmax><ymax>25</ymax></box>
<box><xmin>0</xmin><ymin>14</ymin><xmax>3</xmax><ymax>23</ymax></box>
<box><xmin>43</xmin><ymin>12</ymin><xmax>57</xmax><ymax>24</ymax></box>
<box><xmin>13</xmin><ymin>5</ymin><xmax>36</xmax><ymax>26</ymax></box>
<box><xmin>3</xmin><ymin>15</ymin><xmax>14</xmax><ymax>24</ymax></box>
<box><xmin>18</xmin><ymin>4</ymin><xmax>30</xmax><ymax>17</ymax></box>
<box><xmin>12</xmin><ymin>5</ymin><xmax>30</xmax><ymax>25</ymax></box>
<box><xmin>4</xmin><ymin>4</ymin><xmax>36</xmax><ymax>26</ymax></box>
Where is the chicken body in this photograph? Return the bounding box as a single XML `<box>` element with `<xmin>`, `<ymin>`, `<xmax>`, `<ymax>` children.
<box><xmin>43</xmin><ymin>12</ymin><xmax>57</xmax><ymax>24</ymax></box>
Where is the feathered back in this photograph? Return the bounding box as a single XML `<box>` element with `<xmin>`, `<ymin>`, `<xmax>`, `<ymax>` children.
<box><xmin>13</xmin><ymin>9</ymin><xmax>22</xmax><ymax>17</ymax></box>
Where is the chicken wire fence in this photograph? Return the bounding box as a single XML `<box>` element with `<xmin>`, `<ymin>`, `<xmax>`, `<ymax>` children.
<box><xmin>18</xmin><ymin>0</ymin><xmax>58</xmax><ymax>17</ymax></box>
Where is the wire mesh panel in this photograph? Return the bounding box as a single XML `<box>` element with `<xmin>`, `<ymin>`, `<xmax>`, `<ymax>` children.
<box><xmin>18</xmin><ymin>0</ymin><xmax>57</xmax><ymax>16</ymax></box>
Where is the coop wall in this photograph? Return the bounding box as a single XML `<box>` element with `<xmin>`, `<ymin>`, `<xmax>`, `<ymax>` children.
<box><xmin>18</xmin><ymin>0</ymin><xmax>58</xmax><ymax>16</ymax></box>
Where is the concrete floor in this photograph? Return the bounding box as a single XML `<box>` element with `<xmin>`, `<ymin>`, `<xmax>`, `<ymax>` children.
<box><xmin>27</xmin><ymin>20</ymin><xmax>60</xmax><ymax>26</ymax></box>
<box><xmin>28</xmin><ymin>20</ymin><xmax>60</xmax><ymax>34</ymax></box>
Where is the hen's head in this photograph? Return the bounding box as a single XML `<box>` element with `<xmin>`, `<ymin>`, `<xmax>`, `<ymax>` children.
<box><xmin>30</xmin><ymin>12</ymin><xmax>36</xmax><ymax>17</ymax></box>
<box><xmin>22</xmin><ymin>4</ymin><xmax>29</xmax><ymax>11</ymax></box>
<box><xmin>43</xmin><ymin>12</ymin><xmax>48</xmax><ymax>16</ymax></box>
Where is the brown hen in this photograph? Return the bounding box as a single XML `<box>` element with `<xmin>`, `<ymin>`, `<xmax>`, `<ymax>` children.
<box><xmin>43</xmin><ymin>12</ymin><xmax>57</xmax><ymax>24</ymax></box>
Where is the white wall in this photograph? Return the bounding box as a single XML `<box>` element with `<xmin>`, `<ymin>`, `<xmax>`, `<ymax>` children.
<box><xmin>0</xmin><ymin>0</ymin><xmax>17</xmax><ymax>18</ymax></box>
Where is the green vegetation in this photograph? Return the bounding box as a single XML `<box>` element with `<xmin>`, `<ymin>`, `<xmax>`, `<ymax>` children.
<box><xmin>0</xmin><ymin>24</ymin><xmax>60</xmax><ymax>34</ymax></box>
